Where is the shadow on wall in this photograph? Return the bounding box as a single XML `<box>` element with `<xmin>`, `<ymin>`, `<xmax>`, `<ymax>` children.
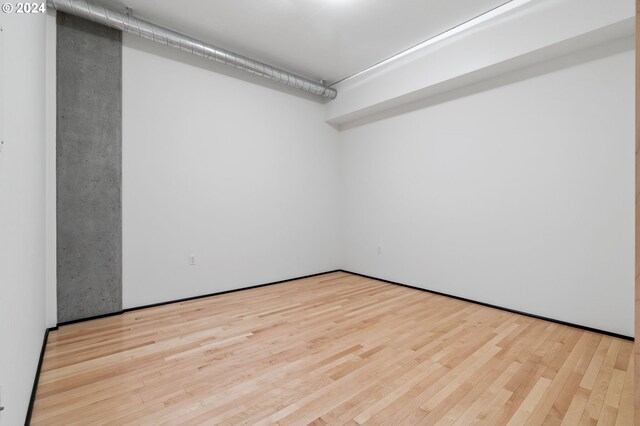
<box><xmin>340</xmin><ymin>34</ymin><xmax>634</xmax><ymax>131</ymax></box>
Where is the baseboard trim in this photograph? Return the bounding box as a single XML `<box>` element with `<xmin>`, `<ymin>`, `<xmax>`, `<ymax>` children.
<box><xmin>56</xmin><ymin>310</ymin><xmax>123</xmax><ymax>327</ymax></box>
<box><xmin>56</xmin><ymin>269</ymin><xmax>342</xmax><ymax>328</ymax></box>
<box><xmin>121</xmin><ymin>269</ymin><xmax>342</xmax><ymax>314</ymax></box>
<box><xmin>25</xmin><ymin>326</ymin><xmax>57</xmax><ymax>425</ymax></box>
<box><xmin>339</xmin><ymin>269</ymin><xmax>634</xmax><ymax>341</ymax></box>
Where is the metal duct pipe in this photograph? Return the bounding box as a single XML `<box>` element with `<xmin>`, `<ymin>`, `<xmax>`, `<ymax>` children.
<box><xmin>48</xmin><ymin>0</ymin><xmax>338</xmax><ymax>99</ymax></box>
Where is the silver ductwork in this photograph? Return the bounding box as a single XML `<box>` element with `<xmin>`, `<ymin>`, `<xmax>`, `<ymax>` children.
<box><xmin>48</xmin><ymin>0</ymin><xmax>338</xmax><ymax>100</ymax></box>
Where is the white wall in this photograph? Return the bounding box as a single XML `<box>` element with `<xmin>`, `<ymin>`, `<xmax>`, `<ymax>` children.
<box><xmin>122</xmin><ymin>33</ymin><xmax>634</xmax><ymax>336</ymax></box>
<box><xmin>340</xmin><ymin>38</ymin><xmax>635</xmax><ymax>336</ymax></box>
<box><xmin>0</xmin><ymin>12</ymin><xmax>47</xmax><ymax>425</ymax></box>
<box><xmin>45</xmin><ymin>10</ymin><xmax>57</xmax><ymax>328</ymax></box>
<box><xmin>122</xmin><ymin>35</ymin><xmax>341</xmax><ymax>308</ymax></box>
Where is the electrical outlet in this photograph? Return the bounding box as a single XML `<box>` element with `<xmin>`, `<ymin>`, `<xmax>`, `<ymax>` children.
<box><xmin>189</xmin><ymin>254</ymin><xmax>196</xmax><ymax>266</ymax></box>
<box><xmin>377</xmin><ymin>245</ymin><xmax>383</xmax><ymax>255</ymax></box>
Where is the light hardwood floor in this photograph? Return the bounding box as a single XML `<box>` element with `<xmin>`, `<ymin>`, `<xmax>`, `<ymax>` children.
<box><xmin>32</xmin><ymin>272</ymin><xmax>634</xmax><ymax>425</ymax></box>
<box><xmin>634</xmin><ymin>1</ymin><xmax>640</xmax><ymax>422</ymax></box>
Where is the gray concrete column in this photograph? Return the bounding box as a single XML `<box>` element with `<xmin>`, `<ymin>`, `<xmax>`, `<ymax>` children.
<box><xmin>56</xmin><ymin>12</ymin><xmax>122</xmax><ymax>323</ymax></box>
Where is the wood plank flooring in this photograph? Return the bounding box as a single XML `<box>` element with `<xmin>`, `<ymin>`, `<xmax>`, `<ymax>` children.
<box><xmin>32</xmin><ymin>272</ymin><xmax>634</xmax><ymax>425</ymax></box>
<box><xmin>635</xmin><ymin>1</ymin><xmax>640</xmax><ymax>423</ymax></box>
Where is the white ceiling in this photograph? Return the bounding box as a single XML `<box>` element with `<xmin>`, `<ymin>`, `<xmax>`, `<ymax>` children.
<box><xmin>101</xmin><ymin>0</ymin><xmax>510</xmax><ymax>84</ymax></box>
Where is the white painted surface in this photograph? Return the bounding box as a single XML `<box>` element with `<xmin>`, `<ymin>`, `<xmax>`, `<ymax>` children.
<box><xmin>327</xmin><ymin>0</ymin><xmax>635</xmax><ymax>126</ymax></box>
<box><xmin>122</xmin><ymin>35</ymin><xmax>341</xmax><ymax>308</ymax></box>
<box><xmin>45</xmin><ymin>9</ymin><xmax>57</xmax><ymax>328</ymax></box>
<box><xmin>339</xmin><ymin>39</ymin><xmax>635</xmax><ymax>336</ymax></box>
<box><xmin>99</xmin><ymin>0</ymin><xmax>507</xmax><ymax>83</ymax></box>
<box><xmin>0</xmin><ymin>12</ymin><xmax>47</xmax><ymax>425</ymax></box>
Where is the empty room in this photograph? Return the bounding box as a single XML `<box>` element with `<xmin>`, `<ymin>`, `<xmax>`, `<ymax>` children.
<box><xmin>1</xmin><ymin>0</ymin><xmax>638</xmax><ymax>424</ymax></box>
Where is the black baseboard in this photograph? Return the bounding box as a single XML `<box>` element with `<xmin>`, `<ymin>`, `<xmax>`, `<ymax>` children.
<box><xmin>121</xmin><ymin>269</ymin><xmax>342</xmax><ymax>314</ymax></box>
<box><xmin>56</xmin><ymin>310</ymin><xmax>123</xmax><ymax>327</ymax></box>
<box><xmin>339</xmin><ymin>269</ymin><xmax>634</xmax><ymax>341</ymax></box>
<box><xmin>56</xmin><ymin>269</ymin><xmax>342</xmax><ymax>328</ymax></box>
<box><xmin>55</xmin><ymin>269</ymin><xmax>634</xmax><ymax>341</ymax></box>
<box><xmin>24</xmin><ymin>326</ymin><xmax>57</xmax><ymax>425</ymax></box>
